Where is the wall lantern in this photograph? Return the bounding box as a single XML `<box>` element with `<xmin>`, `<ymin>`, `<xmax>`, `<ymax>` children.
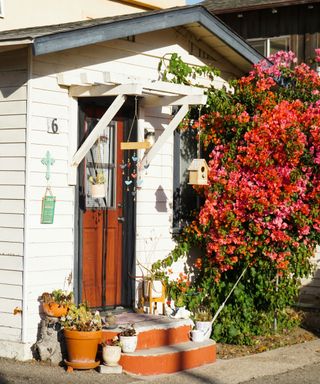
<box><xmin>188</xmin><ymin>159</ymin><xmax>209</xmax><ymax>186</ymax></box>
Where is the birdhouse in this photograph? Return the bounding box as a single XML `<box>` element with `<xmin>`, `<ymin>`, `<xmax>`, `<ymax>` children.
<box><xmin>188</xmin><ymin>159</ymin><xmax>209</xmax><ymax>185</ymax></box>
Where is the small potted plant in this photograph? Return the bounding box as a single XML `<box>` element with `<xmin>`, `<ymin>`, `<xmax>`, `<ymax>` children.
<box><xmin>88</xmin><ymin>171</ymin><xmax>106</xmax><ymax>198</ymax></box>
<box><xmin>60</xmin><ymin>303</ymin><xmax>102</xmax><ymax>369</ymax></box>
<box><xmin>40</xmin><ymin>289</ymin><xmax>73</xmax><ymax>318</ymax></box>
<box><xmin>102</xmin><ymin>336</ymin><xmax>122</xmax><ymax>366</ymax></box>
<box><xmin>119</xmin><ymin>324</ymin><xmax>137</xmax><ymax>353</ymax></box>
<box><xmin>193</xmin><ymin>306</ymin><xmax>213</xmax><ymax>340</ymax></box>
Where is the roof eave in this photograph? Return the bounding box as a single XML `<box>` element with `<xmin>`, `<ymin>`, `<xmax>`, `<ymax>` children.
<box><xmin>31</xmin><ymin>6</ymin><xmax>264</xmax><ymax>66</ymax></box>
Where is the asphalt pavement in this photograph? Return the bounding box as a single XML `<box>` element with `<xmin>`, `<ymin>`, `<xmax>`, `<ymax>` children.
<box><xmin>1</xmin><ymin>339</ymin><xmax>320</xmax><ymax>384</ymax></box>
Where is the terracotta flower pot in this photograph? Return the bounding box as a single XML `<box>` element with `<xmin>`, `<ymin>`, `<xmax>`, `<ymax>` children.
<box><xmin>64</xmin><ymin>329</ymin><xmax>102</xmax><ymax>367</ymax></box>
<box><xmin>42</xmin><ymin>302</ymin><xmax>68</xmax><ymax>318</ymax></box>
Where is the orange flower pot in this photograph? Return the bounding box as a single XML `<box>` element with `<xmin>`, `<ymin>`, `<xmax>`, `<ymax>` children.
<box><xmin>42</xmin><ymin>302</ymin><xmax>68</xmax><ymax>318</ymax></box>
<box><xmin>64</xmin><ymin>329</ymin><xmax>102</xmax><ymax>367</ymax></box>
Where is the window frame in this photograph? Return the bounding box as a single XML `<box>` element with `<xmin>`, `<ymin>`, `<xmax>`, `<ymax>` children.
<box><xmin>248</xmin><ymin>35</ymin><xmax>290</xmax><ymax>57</ymax></box>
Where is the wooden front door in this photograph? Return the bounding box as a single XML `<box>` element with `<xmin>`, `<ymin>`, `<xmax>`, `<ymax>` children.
<box><xmin>80</xmin><ymin>107</ymin><xmax>124</xmax><ymax>308</ymax></box>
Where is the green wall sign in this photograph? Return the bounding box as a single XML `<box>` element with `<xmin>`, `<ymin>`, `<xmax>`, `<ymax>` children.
<box><xmin>41</xmin><ymin>195</ymin><xmax>56</xmax><ymax>224</ymax></box>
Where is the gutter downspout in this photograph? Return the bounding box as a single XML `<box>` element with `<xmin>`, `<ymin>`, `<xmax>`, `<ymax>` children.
<box><xmin>22</xmin><ymin>46</ymin><xmax>33</xmax><ymax>344</ymax></box>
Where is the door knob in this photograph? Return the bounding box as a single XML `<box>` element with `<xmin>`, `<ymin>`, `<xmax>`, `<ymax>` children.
<box><xmin>118</xmin><ymin>217</ymin><xmax>125</xmax><ymax>223</ymax></box>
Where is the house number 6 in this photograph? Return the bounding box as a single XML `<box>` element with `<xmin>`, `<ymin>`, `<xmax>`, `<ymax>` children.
<box><xmin>47</xmin><ymin>118</ymin><xmax>59</xmax><ymax>134</ymax></box>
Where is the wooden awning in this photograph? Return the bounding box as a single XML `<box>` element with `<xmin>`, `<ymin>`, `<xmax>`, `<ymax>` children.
<box><xmin>59</xmin><ymin>71</ymin><xmax>207</xmax><ymax>185</ymax></box>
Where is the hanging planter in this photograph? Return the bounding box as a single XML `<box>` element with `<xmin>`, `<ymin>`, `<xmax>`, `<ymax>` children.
<box><xmin>89</xmin><ymin>171</ymin><xmax>106</xmax><ymax>199</ymax></box>
<box><xmin>91</xmin><ymin>183</ymin><xmax>106</xmax><ymax>198</ymax></box>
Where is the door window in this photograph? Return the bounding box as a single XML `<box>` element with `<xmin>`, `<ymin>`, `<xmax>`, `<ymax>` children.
<box><xmin>84</xmin><ymin>119</ymin><xmax>116</xmax><ymax>209</ymax></box>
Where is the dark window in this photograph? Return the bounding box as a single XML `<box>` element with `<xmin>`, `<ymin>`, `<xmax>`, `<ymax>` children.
<box><xmin>173</xmin><ymin>126</ymin><xmax>199</xmax><ymax>232</ymax></box>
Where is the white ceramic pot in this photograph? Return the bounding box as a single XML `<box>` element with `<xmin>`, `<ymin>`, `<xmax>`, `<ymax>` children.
<box><xmin>120</xmin><ymin>335</ymin><xmax>138</xmax><ymax>353</ymax></box>
<box><xmin>91</xmin><ymin>183</ymin><xmax>105</xmax><ymax>198</ymax></box>
<box><xmin>195</xmin><ymin>321</ymin><xmax>212</xmax><ymax>340</ymax></box>
<box><xmin>102</xmin><ymin>345</ymin><xmax>121</xmax><ymax>366</ymax></box>
<box><xmin>144</xmin><ymin>279</ymin><xmax>163</xmax><ymax>299</ymax></box>
<box><xmin>189</xmin><ymin>329</ymin><xmax>205</xmax><ymax>342</ymax></box>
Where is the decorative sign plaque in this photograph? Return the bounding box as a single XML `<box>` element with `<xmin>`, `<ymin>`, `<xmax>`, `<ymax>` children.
<box><xmin>41</xmin><ymin>195</ymin><xmax>56</xmax><ymax>224</ymax></box>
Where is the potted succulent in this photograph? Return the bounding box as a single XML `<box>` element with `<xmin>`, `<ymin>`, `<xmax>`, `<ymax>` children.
<box><xmin>193</xmin><ymin>306</ymin><xmax>213</xmax><ymax>340</ymax></box>
<box><xmin>102</xmin><ymin>336</ymin><xmax>122</xmax><ymax>366</ymax></box>
<box><xmin>60</xmin><ymin>303</ymin><xmax>102</xmax><ymax>369</ymax></box>
<box><xmin>40</xmin><ymin>289</ymin><xmax>73</xmax><ymax>318</ymax></box>
<box><xmin>119</xmin><ymin>324</ymin><xmax>137</xmax><ymax>353</ymax></box>
<box><xmin>88</xmin><ymin>171</ymin><xmax>106</xmax><ymax>198</ymax></box>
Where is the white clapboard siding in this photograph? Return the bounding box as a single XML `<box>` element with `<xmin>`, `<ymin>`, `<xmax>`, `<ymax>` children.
<box><xmin>29</xmin><ymin>144</ymin><xmax>68</xmax><ymax>161</ymax></box>
<box><xmin>28</xmin><ymin>214</ymin><xmax>73</xmax><ymax>228</ymax></box>
<box><xmin>0</xmin><ymin>100</ymin><xmax>27</xmax><ymax>115</ymax></box>
<box><xmin>31</xmin><ymin>102</ymin><xmax>69</xmax><ymax>120</ymax></box>
<box><xmin>0</xmin><ymin>228</ymin><xmax>24</xmax><ymax>243</ymax></box>
<box><xmin>0</xmin><ymin>312</ymin><xmax>22</xmax><ymax>328</ymax></box>
<box><xmin>0</xmin><ymin>214</ymin><xmax>24</xmax><ymax>228</ymax></box>
<box><xmin>28</xmin><ymin>186</ymin><xmax>74</xmax><ymax>201</ymax></box>
<box><xmin>0</xmin><ymin>114</ymin><xmax>26</xmax><ymax>129</ymax></box>
<box><xmin>0</xmin><ymin>129</ymin><xmax>26</xmax><ymax>143</ymax></box>
<box><xmin>0</xmin><ymin>298</ymin><xmax>22</xmax><ymax>313</ymax></box>
<box><xmin>28</xmin><ymin>242</ymin><xmax>73</xmax><ymax>257</ymax></box>
<box><xmin>0</xmin><ymin>326</ymin><xmax>21</xmax><ymax>341</ymax></box>
<box><xmin>0</xmin><ymin>270</ymin><xmax>23</xmax><ymax>285</ymax></box>
<box><xmin>0</xmin><ymin>71</ymin><xmax>27</xmax><ymax>88</ymax></box>
<box><xmin>0</xmin><ymin>49</ymin><xmax>28</xmax><ymax>71</ymax></box>
<box><xmin>0</xmin><ymin>283</ymin><xmax>23</xmax><ymax>300</ymax></box>
<box><xmin>0</xmin><ymin>157</ymin><xmax>25</xmax><ymax>171</ymax></box>
<box><xmin>0</xmin><ymin>242</ymin><xmax>23</xmax><ymax>256</ymax></box>
<box><xmin>0</xmin><ymin>185</ymin><xmax>25</xmax><ymax>199</ymax></box>
<box><xmin>32</xmin><ymin>75</ymin><xmax>66</xmax><ymax>93</ymax></box>
<box><xmin>0</xmin><ymin>45</ymin><xmax>26</xmax><ymax>345</ymax></box>
<box><xmin>28</xmin><ymin>228</ymin><xmax>73</xmax><ymax>243</ymax></box>
<box><xmin>32</xmin><ymin>88</ymin><xmax>70</xmax><ymax>106</ymax></box>
<box><xmin>28</xmin><ymin>255</ymin><xmax>73</xmax><ymax>271</ymax></box>
<box><xmin>30</xmin><ymin>130</ymin><xmax>68</xmax><ymax>147</ymax></box>
<box><xmin>0</xmin><ymin>171</ymin><xmax>25</xmax><ymax>185</ymax></box>
<box><xmin>0</xmin><ymin>255</ymin><xmax>23</xmax><ymax>270</ymax></box>
<box><xmin>0</xmin><ymin>86</ymin><xmax>27</xmax><ymax>102</ymax></box>
<box><xmin>0</xmin><ymin>143</ymin><xmax>25</xmax><ymax>157</ymax></box>
<box><xmin>29</xmin><ymin>172</ymin><xmax>68</xmax><ymax>188</ymax></box>
<box><xmin>0</xmin><ymin>200</ymin><xmax>24</xmax><ymax>214</ymax></box>
<box><xmin>27</xmin><ymin>269</ymin><xmax>72</xmax><ymax>288</ymax></box>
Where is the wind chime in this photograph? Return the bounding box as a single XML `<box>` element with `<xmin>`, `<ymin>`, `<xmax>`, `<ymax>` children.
<box><xmin>119</xmin><ymin>96</ymin><xmax>151</xmax><ymax>201</ymax></box>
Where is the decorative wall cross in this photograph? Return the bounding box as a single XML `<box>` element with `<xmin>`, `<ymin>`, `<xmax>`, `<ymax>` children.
<box><xmin>41</xmin><ymin>151</ymin><xmax>55</xmax><ymax>181</ymax></box>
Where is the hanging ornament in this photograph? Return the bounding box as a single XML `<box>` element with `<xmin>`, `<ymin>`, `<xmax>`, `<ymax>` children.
<box><xmin>119</xmin><ymin>160</ymin><xmax>126</xmax><ymax>175</ymax></box>
<box><xmin>132</xmin><ymin>153</ymin><xmax>138</xmax><ymax>162</ymax></box>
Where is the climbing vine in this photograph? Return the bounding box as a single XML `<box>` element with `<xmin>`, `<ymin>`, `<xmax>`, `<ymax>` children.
<box><xmin>153</xmin><ymin>52</ymin><xmax>320</xmax><ymax>344</ymax></box>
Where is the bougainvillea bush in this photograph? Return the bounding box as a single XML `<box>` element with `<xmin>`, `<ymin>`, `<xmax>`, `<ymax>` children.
<box><xmin>155</xmin><ymin>51</ymin><xmax>320</xmax><ymax>344</ymax></box>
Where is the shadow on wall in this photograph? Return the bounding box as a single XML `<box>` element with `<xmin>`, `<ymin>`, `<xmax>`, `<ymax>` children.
<box><xmin>155</xmin><ymin>186</ymin><xmax>168</xmax><ymax>212</ymax></box>
<box><xmin>298</xmin><ymin>266</ymin><xmax>320</xmax><ymax>331</ymax></box>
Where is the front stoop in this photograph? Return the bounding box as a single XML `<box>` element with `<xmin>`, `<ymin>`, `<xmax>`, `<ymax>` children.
<box><xmin>120</xmin><ymin>340</ymin><xmax>216</xmax><ymax>375</ymax></box>
<box><xmin>102</xmin><ymin>314</ymin><xmax>216</xmax><ymax>375</ymax></box>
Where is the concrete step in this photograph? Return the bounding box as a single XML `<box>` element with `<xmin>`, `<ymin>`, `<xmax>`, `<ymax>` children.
<box><xmin>119</xmin><ymin>339</ymin><xmax>216</xmax><ymax>375</ymax></box>
<box><xmin>102</xmin><ymin>314</ymin><xmax>192</xmax><ymax>349</ymax></box>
